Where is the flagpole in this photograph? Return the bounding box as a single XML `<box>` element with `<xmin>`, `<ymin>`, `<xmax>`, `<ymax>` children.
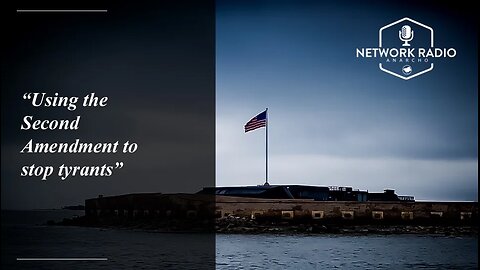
<box><xmin>265</xmin><ymin>108</ymin><xmax>269</xmax><ymax>185</ymax></box>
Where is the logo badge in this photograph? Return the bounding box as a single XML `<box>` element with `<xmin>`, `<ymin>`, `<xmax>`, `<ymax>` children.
<box><xmin>356</xmin><ymin>17</ymin><xmax>456</xmax><ymax>80</ymax></box>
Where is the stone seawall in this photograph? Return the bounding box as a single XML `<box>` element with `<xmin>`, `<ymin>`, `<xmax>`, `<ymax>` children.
<box><xmin>84</xmin><ymin>193</ymin><xmax>477</xmax><ymax>224</ymax></box>
<box><xmin>215</xmin><ymin>196</ymin><xmax>478</xmax><ymax>223</ymax></box>
<box><xmin>73</xmin><ymin>194</ymin><xmax>479</xmax><ymax>234</ymax></box>
<box><xmin>75</xmin><ymin>193</ymin><xmax>478</xmax><ymax>235</ymax></box>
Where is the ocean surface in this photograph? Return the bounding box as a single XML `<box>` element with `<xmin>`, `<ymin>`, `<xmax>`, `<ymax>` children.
<box><xmin>216</xmin><ymin>234</ymin><xmax>478</xmax><ymax>270</ymax></box>
<box><xmin>1</xmin><ymin>210</ymin><xmax>478</xmax><ymax>269</ymax></box>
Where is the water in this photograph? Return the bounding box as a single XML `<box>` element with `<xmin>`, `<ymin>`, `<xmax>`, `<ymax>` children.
<box><xmin>1</xmin><ymin>210</ymin><xmax>215</xmax><ymax>270</ymax></box>
<box><xmin>216</xmin><ymin>234</ymin><xmax>478</xmax><ymax>270</ymax></box>
<box><xmin>2</xmin><ymin>211</ymin><xmax>477</xmax><ymax>269</ymax></box>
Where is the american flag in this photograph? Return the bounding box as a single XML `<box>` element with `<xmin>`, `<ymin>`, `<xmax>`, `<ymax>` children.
<box><xmin>244</xmin><ymin>110</ymin><xmax>267</xmax><ymax>132</ymax></box>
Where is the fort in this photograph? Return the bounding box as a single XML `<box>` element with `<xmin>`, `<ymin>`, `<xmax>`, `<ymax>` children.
<box><xmin>214</xmin><ymin>196</ymin><xmax>476</xmax><ymax>223</ymax></box>
<box><xmin>81</xmin><ymin>185</ymin><xmax>478</xmax><ymax>234</ymax></box>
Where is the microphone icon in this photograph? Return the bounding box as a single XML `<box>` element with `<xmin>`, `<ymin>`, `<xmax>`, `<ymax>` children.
<box><xmin>399</xmin><ymin>25</ymin><xmax>414</xmax><ymax>46</ymax></box>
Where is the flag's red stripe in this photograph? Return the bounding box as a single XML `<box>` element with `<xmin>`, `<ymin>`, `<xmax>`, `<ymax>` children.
<box><xmin>245</xmin><ymin>123</ymin><xmax>266</xmax><ymax>130</ymax></box>
<box><xmin>245</xmin><ymin>120</ymin><xmax>266</xmax><ymax>126</ymax></box>
<box><xmin>245</xmin><ymin>123</ymin><xmax>266</xmax><ymax>132</ymax></box>
<box><xmin>245</xmin><ymin>122</ymin><xmax>266</xmax><ymax>127</ymax></box>
<box><xmin>245</xmin><ymin>123</ymin><xmax>266</xmax><ymax>129</ymax></box>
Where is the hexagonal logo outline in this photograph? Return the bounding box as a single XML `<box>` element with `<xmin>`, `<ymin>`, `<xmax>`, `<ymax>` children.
<box><xmin>378</xmin><ymin>17</ymin><xmax>434</xmax><ymax>80</ymax></box>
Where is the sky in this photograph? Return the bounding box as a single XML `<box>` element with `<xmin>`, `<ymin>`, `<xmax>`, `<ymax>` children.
<box><xmin>0</xmin><ymin>0</ymin><xmax>477</xmax><ymax>210</ymax></box>
<box><xmin>215</xmin><ymin>0</ymin><xmax>478</xmax><ymax>201</ymax></box>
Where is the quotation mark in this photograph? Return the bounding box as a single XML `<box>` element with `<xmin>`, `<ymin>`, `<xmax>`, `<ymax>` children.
<box><xmin>115</xmin><ymin>162</ymin><xmax>124</xmax><ymax>169</ymax></box>
<box><xmin>23</xmin><ymin>93</ymin><xmax>33</xmax><ymax>99</ymax></box>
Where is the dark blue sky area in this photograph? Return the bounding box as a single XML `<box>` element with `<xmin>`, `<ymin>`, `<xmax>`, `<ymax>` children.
<box><xmin>216</xmin><ymin>0</ymin><xmax>478</xmax><ymax>201</ymax></box>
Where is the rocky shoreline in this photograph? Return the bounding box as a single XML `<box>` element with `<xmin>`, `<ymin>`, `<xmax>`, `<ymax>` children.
<box><xmin>215</xmin><ymin>216</ymin><xmax>478</xmax><ymax>236</ymax></box>
<box><xmin>53</xmin><ymin>215</ymin><xmax>478</xmax><ymax>236</ymax></box>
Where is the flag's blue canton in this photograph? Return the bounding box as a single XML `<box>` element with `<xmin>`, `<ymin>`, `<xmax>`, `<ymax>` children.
<box><xmin>244</xmin><ymin>110</ymin><xmax>267</xmax><ymax>132</ymax></box>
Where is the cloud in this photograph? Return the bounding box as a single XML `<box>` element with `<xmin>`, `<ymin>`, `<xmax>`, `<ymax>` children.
<box><xmin>216</xmin><ymin>108</ymin><xmax>478</xmax><ymax>201</ymax></box>
<box><xmin>217</xmin><ymin>152</ymin><xmax>478</xmax><ymax>201</ymax></box>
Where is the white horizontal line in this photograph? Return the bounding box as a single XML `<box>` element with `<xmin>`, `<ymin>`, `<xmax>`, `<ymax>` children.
<box><xmin>17</xmin><ymin>258</ymin><xmax>108</xmax><ymax>261</ymax></box>
<box><xmin>17</xmin><ymin>10</ymin><xmax>108</xmax><ymax>13</ymax></box>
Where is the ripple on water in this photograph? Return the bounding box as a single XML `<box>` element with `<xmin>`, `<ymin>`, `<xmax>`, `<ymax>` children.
<box><xmin>216</xmin><ymin>234</ymin><xmax>478</xmax><ymax>270</ymax></box>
